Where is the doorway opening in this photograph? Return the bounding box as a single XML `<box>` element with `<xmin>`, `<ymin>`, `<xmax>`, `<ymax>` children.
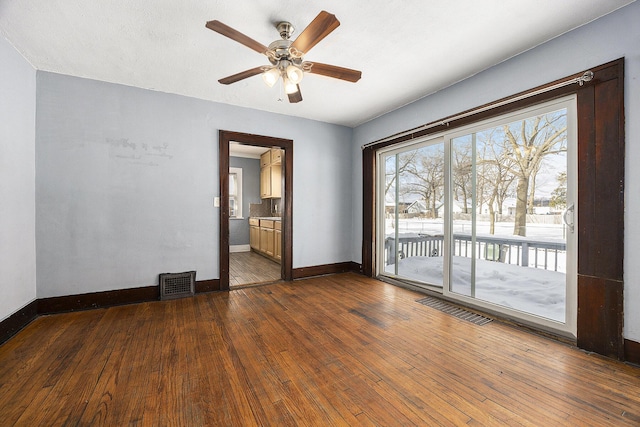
<box><xmin>219</xmin><ymin>131</ymin><xmax>293</xmax><ymax>291</ymax></box>
<box><xmin>230</xmin><ymin>144</ymin><xmax>282</xmax><ymax>286</ymax></box>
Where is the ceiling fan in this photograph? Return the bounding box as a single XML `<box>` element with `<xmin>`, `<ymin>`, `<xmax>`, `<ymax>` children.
<box><xmin>205</xmin><ymin>11</ymin><xmax>362</xmax><ymax>103</ymax></box>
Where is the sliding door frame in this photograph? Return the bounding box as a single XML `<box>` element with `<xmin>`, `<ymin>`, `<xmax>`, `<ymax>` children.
<box><xmin>363</xmin><ymin>59</ymin><xmax>625</xmax><ymax>359</ymax></box>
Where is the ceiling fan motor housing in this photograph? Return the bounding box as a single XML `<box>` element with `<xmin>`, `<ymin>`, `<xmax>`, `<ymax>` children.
<box><xmin>276</xmin><ymin>21</ymin><xmax>295</xmax><ymax>40</ymax></box>
<box><xmin>266</xmin><ymin>39</ymin><xmax>300</xmax><ymax>65</ymax></box>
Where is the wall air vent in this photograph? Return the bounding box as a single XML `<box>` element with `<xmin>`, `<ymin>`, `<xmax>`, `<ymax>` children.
<box><xmin>159</xmin><ymin>271</ymin><xmax>196</xmax><ymax>300</ymax></box>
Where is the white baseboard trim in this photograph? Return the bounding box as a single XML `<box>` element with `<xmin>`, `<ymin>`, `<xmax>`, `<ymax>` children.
<box><xmin>230</xmin><ymin>244</ymin><xmax>251</xmax><ymax>253</ymax></box>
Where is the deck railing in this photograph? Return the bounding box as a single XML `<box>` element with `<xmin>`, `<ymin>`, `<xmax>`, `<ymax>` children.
<box><xmin>385</xmin><ymin>233</ymin><xmax>566</xmax><ymax>272</ymax></box>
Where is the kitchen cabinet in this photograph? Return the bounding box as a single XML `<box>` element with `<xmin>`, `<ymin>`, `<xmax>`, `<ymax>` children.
<box><xmin>259</xmin><ymin>219</ymin><xmax>275</xmax><ymax>256</ymax></box>
<box><xmin>260</xmin><ymin>149</ymin><xmax>282</xmax><ymax>199</ymax></box>
<box><xmin>249</xmin><ymin>218</ymin><xmax>281</xmax><ymax>264</ymax></box>
<box><xmin>249</xmin><ymin>218</ymin><xmax>260</xmax><ymax>250</ymax></box>
<box><xmin>274</xmin><ymin>220</ymin><xmax>282</xmax><ymax>261</ymax></box>
<box><xmin>261</xmin><ymin>148</ymin><xmax>282</xmax><ymax>166</ymax></box>
<box><xmin>270</xmin><ymin>148</ymin><xmax>282</xmax><ymax>164</ymax></box>
<box><xmin>261</xmin><ymin>165</ymin><xmax>281</xmax><ymax>199</ymax></box>
<box><xmin>260</xmin><ymin>150</ymin><xmax>271</xmax><ymax>167</ymax></box>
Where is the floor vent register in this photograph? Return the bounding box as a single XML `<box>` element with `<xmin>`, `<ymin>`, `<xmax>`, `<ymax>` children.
<box><xmin>416</xmin><ymin>296</ymin><xmax>493</xmax><ymax>326</ymax></box>
<box><xmin>159</xmin><ymin>271</ymin><xmax>196</xmax><ymax>300</ymax></box>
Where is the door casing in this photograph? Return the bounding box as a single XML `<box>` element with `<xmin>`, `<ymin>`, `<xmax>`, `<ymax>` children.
<box><xmin>219</xmin><ymin>130</ymin><xmax>293</xmax><ymax>290</ymax></box>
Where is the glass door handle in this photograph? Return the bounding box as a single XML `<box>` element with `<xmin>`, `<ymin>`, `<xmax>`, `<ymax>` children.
<box><xmin>563</xmin><ymin>203</ymin><xmax>575</xmax><ymax>233</ymax></box>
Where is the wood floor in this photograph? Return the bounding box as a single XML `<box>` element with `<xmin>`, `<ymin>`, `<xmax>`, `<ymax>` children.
<box><xmin>1</xmin><ymin>273</ymin><xmax>639</xmax><ymax>426</ymax></box>
<box><xmin>230</xmin><ymin>251</ymin><xmax>281</xmax><ymax>287</ymax></box>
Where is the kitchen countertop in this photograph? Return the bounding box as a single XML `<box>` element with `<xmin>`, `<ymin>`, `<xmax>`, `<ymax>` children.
<box><xmin>252</xmin><ymin>216</ymin><xmax>281</xmax><ymax>221</ymax></box>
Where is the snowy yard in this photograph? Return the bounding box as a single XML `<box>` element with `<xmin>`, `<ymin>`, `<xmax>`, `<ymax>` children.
<box><xmin>387</xmin><ymin>256</ymin><xmax>566</xmax><ymax>323</ymax></box>
<box><xmin>383</xmin><ymin>217</ymin><xmax>569</xmax><ymax>323</ymax></box>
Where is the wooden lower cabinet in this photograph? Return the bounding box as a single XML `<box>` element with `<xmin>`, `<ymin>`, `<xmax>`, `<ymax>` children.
<box><xmin>275</xmin><ymin>222</ymin><xmax>282</xmax><ymax>261</ymax></box>
<box><xmin>249</xmin><ymin>218</ymin><xmax>260</xmax><ymax>250</ymax></box>
<box><xmin>249</xmin><ymin>218</ymin><xmax>281</xmax><ymax>263</ymax></box>
<box><xmin>250</xmin><ymin>226</ymin><xmax>260</xmax><ymax>250</ymax></box>
<box><xmin>260</xmin><ymin>227</ymin><xmax>274</xmax><ymax>257</ymax></box>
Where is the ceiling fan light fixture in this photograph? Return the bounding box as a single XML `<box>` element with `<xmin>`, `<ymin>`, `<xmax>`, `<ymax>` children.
<box><xmin>286</xmin><ymin>64</ymin><xmax>304</xmax><ymax>84</ymax></box>
<box><xmin>207</xmin><ymin>11</ymin><xmax>361</xmax><ymax>103</ymax></box>
<box><xmin>283</xmin><ymin>77</ymin><xmax>299</xmax><ymax>95</ymax></box>
<box><xmin>262</xmin><ymin>67</ymin><xmax>281</xmax><ymax>87</ymax></box>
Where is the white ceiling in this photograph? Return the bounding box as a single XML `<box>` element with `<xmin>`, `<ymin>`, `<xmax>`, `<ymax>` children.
<box><xmin>229</xmin><ymin>142</ymin><xmax>269</xmax><ymax>158</ymax></box>
<box><xmin>0</xmin><ymin>0</ymin><xmax>634</xmax><ymax>127</ymax></box>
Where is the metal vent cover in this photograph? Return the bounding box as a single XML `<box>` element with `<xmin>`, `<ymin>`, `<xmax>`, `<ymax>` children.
<box><xmin>416</xmin><ymin>296</ymin><xmax>493</xmax><ymax>326</ymax></box>
<box><xmin>159</xmin><ymin>271</ymin><xmax>196</xmax><ymax>300</ymax></box>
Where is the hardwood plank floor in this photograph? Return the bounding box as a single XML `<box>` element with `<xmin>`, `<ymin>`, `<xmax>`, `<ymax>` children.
<box><xmin>230</xmin><ymin>251</ymin><xmax>281</xmax><ymax>287</ymax></box>
<box><xmin>1</xmin><ymin>273</ymin><xmax>639</xmax><ymax>426</ymax></box>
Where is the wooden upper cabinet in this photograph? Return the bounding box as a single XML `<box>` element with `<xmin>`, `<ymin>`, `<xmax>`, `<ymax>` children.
<box><xmin>269</xmin><ymin>165</ymin><xmax>282</xmax><ymax>198</ymax></box>
<box><xmin>260</xmin><ymin>148</ymin><xmax>283</xmax><ymax>199</ymax></box>
<box><xmin>270</xmin><ymin>148</ymin><xmax>282</xmax><ymax>164</ymax></box>
<box><xmin>261</xmin><ymin>148</ymin><xmax>282</xmax><ymax>166</ymax></box>
<box><xmin>260</xmin><ymin>166</ymin><xmax>271</xmax><ymax>199</ymax></box>
<box><xmin>260</xmin><ymin>151</ymin><xmax>271</xmax><ymax>168</ymax></box>
<box><xmin>261</xmin><ymin>165</ymin><xmax>281</xmax><ymax>199</ymax></box>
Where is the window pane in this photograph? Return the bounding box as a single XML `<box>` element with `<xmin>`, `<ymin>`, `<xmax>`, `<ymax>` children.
<box><xmin>229</xmin><ymin>197</ymin><xmax>236</xmax><ymax>217</ymax></box>
<box><xmin>383</xmin><ymin>142</ymin><xmax>445</xmax><ymax>287</ymax></box>
<box><xmin>450</xmin><ymin>107</ymin><xmax>569</xmax><ymax>323</ymax></box>
<box><xmin>229</xmin><ymin>173</ymin><xmax>237</xmax><ymax>196</ymax></box>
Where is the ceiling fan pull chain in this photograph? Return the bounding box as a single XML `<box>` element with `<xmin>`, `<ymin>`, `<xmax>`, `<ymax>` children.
<box><xmin>277</xmin><ymin>78</ymin><xmax>284</xmax><ymax>102</ymax></box>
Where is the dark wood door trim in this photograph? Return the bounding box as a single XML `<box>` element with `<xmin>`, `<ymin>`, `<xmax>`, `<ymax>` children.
<box><xmin>219</xmin><ymin>130</ymin><xmax>293</xmax><ymax>290</ymax></box>
<box><xmin>362</xmin><ymin>59</ymin><xmax>625</xmax><ymax>359</ymax></box>
<box><xmin>575</xmin><ymin>59</ymin><xmax>625</xmax><ymax>359</ymax></box>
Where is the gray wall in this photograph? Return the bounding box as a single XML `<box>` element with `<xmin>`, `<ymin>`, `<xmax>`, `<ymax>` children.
<box><xmin>229</xmin><ymin>156</ymin><xmax>260</xmax><ymax>246</ymax></box>
<box><xmin>0</xmin><ymin>36</ymin><xmax>37</xmax><ymax>321</ymax></box>
<box><xmin>350</xmin><ymin>1</ymin><xmax>640</xmax><ymax>342</ymax></box>
<box><xmin>35</xmin><ymin>72</ymin><xmax>353</xmax><ymax>298</ymax></box>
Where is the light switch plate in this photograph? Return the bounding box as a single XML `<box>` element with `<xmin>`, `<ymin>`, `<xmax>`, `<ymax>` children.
<box><xmin>214</xmin><ymin>197</ymin><xmax>220</xmax><ymax>207</ymax></box>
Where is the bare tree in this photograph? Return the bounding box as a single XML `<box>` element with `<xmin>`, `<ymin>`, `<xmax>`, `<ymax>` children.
<box><xmin>384</xmin><ymin>150</ymin><xmax>418</xmax><ymax>195</ymax></box>
<box><xmin>452</xmin><ymin>142</ymin><xmax>472</xmax><ymax>213</ymax></box>
<box><xmin>405</xmin><ymin>147</ymin><xmax>444</xmax><ymax>218</ymax></box>
<box><xmin>503</xmin><ymin>112</ymin><xmax>567</xmax><ymax>236</ymax></box>
<box><xmin>477</xmin><ymin>131</ymin><xmax>517</xmax><ymax>234</ymax></box>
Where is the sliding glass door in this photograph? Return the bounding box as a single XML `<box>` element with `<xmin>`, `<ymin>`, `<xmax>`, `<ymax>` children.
<box><xmin>378</xmin><ymin>137</ymin><xmax>445</xmax><ymax>289</ymax></box>
<box><xmin>377</xmin><ymin>96</ymin><xmax>577</xmax><ymax>336</ymax></box>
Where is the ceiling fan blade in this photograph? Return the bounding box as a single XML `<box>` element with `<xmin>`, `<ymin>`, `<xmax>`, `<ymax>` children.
<box><xmin>218</xmin><ymin>67</ymin><xmax>264</xmax><ymax>85</ymax></box>
<box><xmin>206</xmin><ymin>20</ymin><xmax>268</xmax><ymax>54</ymax></box>
<box><xmin>308</xmin><ymin>62</ymin><xmax>362</xmax><ymax>82</ymax></box>
<box><xmin>288</xmin><ymin>86</ymin><xmax>303</xmax><ymax>103</ymax></box>
<box><xmin>290</xmin><ymin>11</ymin><xmax>340</xmax><ymax>55</ymax></box>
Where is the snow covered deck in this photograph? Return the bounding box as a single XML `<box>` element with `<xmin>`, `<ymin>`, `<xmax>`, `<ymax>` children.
<box><xmin>386</xmin><ymin>256</ymin><xmax>565</xmax><ymax>322</ymax></box>
<box><xmin>383</xmin><ymin>220</ymin><xmax>569</xmax><ymax>323</ymax></box>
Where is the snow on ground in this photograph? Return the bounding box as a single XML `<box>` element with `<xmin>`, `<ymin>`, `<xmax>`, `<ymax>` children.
<box><xmin>386</xmin><ymin>256</ymin><xmax>566</xmax><ymax>323</ymax></box>
<box><xmin>387</xmin><ymin>218</ymin><xmax>568</xmax><ymax>241</ymax></box>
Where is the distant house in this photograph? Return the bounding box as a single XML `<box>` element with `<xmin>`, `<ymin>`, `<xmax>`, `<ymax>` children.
<box><xmin>385</xmin><ymin>202</ymin><xmax>412</xmax><ymax>215</ymax></box>
<box><xmin>437</xmin><ymin>200</ymin><xmax>464</xmax><ymax>217</ymax></box>
<box><xmin>479</xmin><ymin>198</ymin><xmax>517</xmax><ymax>216</ymax></box>
<box><xmin>406</xmin><ymin>200</ymin><xmax>427</xmax><ymax>215</ymax></box>
<box><xmin>479</xmin><ymin>197</ymin><xmax>558</xmax><ymax>216</ymax></box>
